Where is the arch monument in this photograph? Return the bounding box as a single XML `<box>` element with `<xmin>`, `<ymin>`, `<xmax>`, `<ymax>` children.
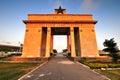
<box><xmin>22</xmin><ymin>6</ymin><xmax>99</xmax><ymax>60</ymax></box>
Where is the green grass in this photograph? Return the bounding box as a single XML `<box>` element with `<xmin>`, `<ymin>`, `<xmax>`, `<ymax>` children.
<box><xmin>78</xmin><ymin>60</ymin><xmax>120</xmax><ymax>69</ymax></box>
<box><xmin>96</xmin><ymin>69</ymin><xmax>120</xmax><ymax>80</ymax></box>
<box><xmin>79</xmin><ymin>60</ymin><xmax>120</xmax><ymax>80</ymax></box>
<box><xmin>0</xmin><ymin>62</ymin><xmax>41</xmax><ymax>80</ymax></box>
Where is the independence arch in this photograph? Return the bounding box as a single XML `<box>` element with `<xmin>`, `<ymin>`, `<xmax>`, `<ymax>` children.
<box><xmin>22</xmin><ymin>6</ymin><xmax>99</xmax><ymax>60</ymax></box>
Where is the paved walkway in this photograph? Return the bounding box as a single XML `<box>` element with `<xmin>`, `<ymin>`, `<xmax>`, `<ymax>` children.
<box><xmin>19</xmin><ymin>54</ymin><xmax>109</xmax><ymax>80</ymax></box>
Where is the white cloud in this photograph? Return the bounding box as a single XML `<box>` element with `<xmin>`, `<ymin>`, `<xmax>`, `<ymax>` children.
<box><xmin>1</xmin><ymin>41</ymin><xmax>11</xmax><ymax>44</ymax></box>
<box><xmin>49</xmin><ymin>0</ymin><xmax>62</xmax><ymax>8</ymax></box>
<box><xmin>81</xmin><ymin>0</ymin><xmax>101</xmax><ymax>11</ymax></box>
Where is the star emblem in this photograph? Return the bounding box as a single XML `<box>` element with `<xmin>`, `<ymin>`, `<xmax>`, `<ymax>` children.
<box><xmin>56</xmin><ymin>6</ymin><xmax>65</xmax><ymax>14</ymax></box>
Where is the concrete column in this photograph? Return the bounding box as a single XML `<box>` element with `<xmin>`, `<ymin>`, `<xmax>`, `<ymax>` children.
<box><xmin>22</xmin><ymin>27</ymin><xmax>42</xmax><ymax>57</ymax></box>
<box><xmin>50</xmin><ymin>35</ymin><xmax>54</xmax><ymax>53</ymax></box>
<box><xmin>41</xmin><ymin>28</ymin><xmax>47</xmax><ymax>57</ymax></box>
<box><xmin>67</xmin><ymin>35</ymin><xmax>71</xmax><ymax>53</ymax></box>
<box><xmin>70</xmin><ymin>27</ymin><xmax>76</xmax><ymax>57</ymax></box>
<box><xmin>39</xmin><ymin>27</ymin><xmax>43</xmax><ymax>57</ymax></box>
<box><xmin>45</xmin><ymin>27</ymin><xmax>51</xmax><ymax>57</ymax></box>
<box><xmin>79</xmin><ymin>26</ymin><xmax>99</xmax><ymax>57</ymax></box>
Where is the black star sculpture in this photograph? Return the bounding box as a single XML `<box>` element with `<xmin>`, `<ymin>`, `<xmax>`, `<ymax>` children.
<box><xmin>56</xmin><ymin>6</ymin><xmax>65</xmax><ymax>14</ymax></box>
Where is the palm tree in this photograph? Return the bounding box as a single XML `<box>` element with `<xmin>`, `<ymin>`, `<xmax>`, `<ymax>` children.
<box><xmin>103</xmin><ymin>38</ymin><xmax>119</xmax><ymax>62</ymax></box>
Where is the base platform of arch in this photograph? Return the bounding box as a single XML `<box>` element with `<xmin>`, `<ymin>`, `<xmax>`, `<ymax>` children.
<box><xmin>4</xmin><ymin>56</ymin><xmax>112</xmax><ymax>62</ymax></box>
<box><xmin>3</xmin><ymin>57</ymin><xmax>50</xmax><ymax>62</ymax></box>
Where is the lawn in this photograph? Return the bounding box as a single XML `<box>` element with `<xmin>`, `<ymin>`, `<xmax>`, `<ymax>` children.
<box><xmin>0</xmin><ymin>62</ymin><xmax>41</xmax><ymax>80</ymax></box>
<box><xmin>95</xmin><ymin>69</ymin><xmax>120</xmax><ymax>80</ymax></box>
<box><xmin>79</xmin><ymin>59</ymin><xmax>120</xmax><ymax>80</ymax></box>
<box><xmin>78</xmin><ymin>60</ymin><xmax>120</xmax><ymax>69</ymax></box>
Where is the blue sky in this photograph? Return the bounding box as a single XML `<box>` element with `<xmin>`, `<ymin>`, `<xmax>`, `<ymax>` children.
<box><xmin>0</xmin><ymin>0</ymin><xmax>120</xmax><ymax>51</ymax></box>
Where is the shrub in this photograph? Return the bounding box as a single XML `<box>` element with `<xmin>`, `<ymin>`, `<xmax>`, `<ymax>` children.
<box><xmin>85</xmin><ymin>63</ymin><xmax>108</xmax><ymax>69</ymax></box>
<box><xmin>85</xmin><ymin>60</ymin><xmax>101</xmax><ymax>63</ymax></box>
<box><xmin>78</xmin><ymin>59</ymin><xmax>120</xmax><ymax>69</ymax></box>
<box><xmin>108</xmin><ymin>63</ymin><xmax>120</xmax><ymax>68</ymax></box>
<box><xmin>78</xmin><ymin>59</ymin><xmax>86</xmax><ymax>64</ymax></box>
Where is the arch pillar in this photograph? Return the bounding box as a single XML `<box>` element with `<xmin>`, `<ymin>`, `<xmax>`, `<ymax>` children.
<box><xmin>45</xmin><ymin>27</ymin><xmax>51</xmax><ymax>57</ymax></box>
<box><xmin>70</xmin><ymin>27</ymin><xmax>76</xmax><ymax>57</ymax></box>
<box><xmin>67</xmin><ymin>35</ymin><xmax>71</xmax><ymax>53</ymax></box>
<box><xmin>50</xmin><ymin>35</ymin><xmax>54</xmax><ymax>53</ymax></box>
<box><xmin>22</xmin><ymin>27</ymin><xmax>42</xmax><ymax>57</ymax></box>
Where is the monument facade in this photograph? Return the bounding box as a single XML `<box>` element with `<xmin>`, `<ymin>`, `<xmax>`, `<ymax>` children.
<box><xmin>22</xmin><ymin>6</ymin><xmax>99</xmax><ymax>58</ymax></box>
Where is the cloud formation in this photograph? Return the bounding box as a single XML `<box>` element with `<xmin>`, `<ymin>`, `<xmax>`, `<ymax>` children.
<box><xmin>1</xmin><ymin>41</ymin><xmax>12</xmax><ymax>44</ymax></box>
<box><xmin>49</xmin><ymin>0</ymin><xmax>62</xmax><ymax>8</ymax></box>
<box><xmin>81</xmin><ymin>0</ymin><xmax>101</xmax><ymax>11</ymax></box>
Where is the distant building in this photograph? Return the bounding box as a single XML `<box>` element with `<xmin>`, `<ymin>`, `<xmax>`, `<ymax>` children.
<box><xmin>0</xmin><ymin>44</ymin><xmax>22</xmax><ymax>52</ymax></box>
<box><xmin>99</xmin><ymin>50</ymin><xmax>109</xmax><ymax>56</ymax></box>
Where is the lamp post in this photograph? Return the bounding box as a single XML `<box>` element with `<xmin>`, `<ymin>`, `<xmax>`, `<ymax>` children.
<box><xmin>19</xmin><ymin>42</ymin><xmax>22</xmax><ymax>52</ymax></box>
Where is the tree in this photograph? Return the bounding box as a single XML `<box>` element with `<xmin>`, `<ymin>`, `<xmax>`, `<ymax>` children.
<box><xmin>62</xmin><ymin>49</ymin><xmax>67</xmax><ymax>53</ymax></box>
<box><xmin>53</xmin><ymin>49</ymin><xmax>57</xmax><ymax>53</ymax></box>
<box><xmin>103</xmin><ymin>38</ymin><xmax>120</xmax><ymax>62</ymax></box>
